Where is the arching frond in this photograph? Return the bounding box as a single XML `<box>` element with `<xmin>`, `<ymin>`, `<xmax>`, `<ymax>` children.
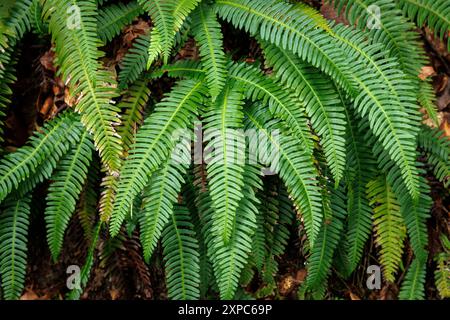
<box><xmin>191</xmin><ymin>3</ymin><xmax>227</xmax><ymax>101</ymax></box>
<box><xmin>261</xmin><ymin>42</ymin><xmax>346</xmax><ymax>183</ymax></box>
<box><xmin>367</xmin><ymin>175</ymin><xmax>407</xmax><ymax>282</ymax></box>
<box><xmin>0</xmin><ymin>112</ymin><xmax>83</xmax><ymax>203</ymax></box>
<box><xmin>162</xmin><ymin>205</ymin><xmax>201</xmax><ymax>300</ymax></box>
<box><xmin>44</xmin><ymin>0</ymin><xmax>122</xmax><ymax>172</ymax></box>
<box><xmin>110</xmin><ymin>79</ymin><xmax>207</xmax><ymax>236</ymax></box>
<box><xmin>245</xmin><ymin>105</ymin><xmax>322</xmax><ymax>245</ymax></box>
<box><xmin>0</xmin><ymin>193</ymin><xmax>32</xmax><ymax>300</ymax></box>
<box><xmin>97</xmin><ymin>1</ymin><xmax>142</xmax><ymax>43</ymax></box>
<box><xmin>45</xmin><ymin>131</ymin><xmax>94</xmax><ymax>260</ymax></box>
<box><xmin>399</xmin><ymin>257</ymin><xmax>427</xmax><ymax>300</ymax></box>
<box><xmin>396</xmin><ymin>0</ymin><xmax>450</xmax><ymax>51</ymax></box>
<box><xmin>204</xmin><ymin>84</ymin><xmax>246</xmax><ymax>244</ymax></box>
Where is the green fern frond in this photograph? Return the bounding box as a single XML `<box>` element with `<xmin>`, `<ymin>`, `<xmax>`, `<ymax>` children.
<box><xmin>343</xmin><ymin>110</ymin><xmax>376</xmax><ymax>274</ymax></box>
<box><xmin>260</xmin><ymin>180</ymin><xmax>295</xmax><ymax>287</ymax></box>
<box><xmin>396</xmin><ymin>0</ymin><xmax>450</xmax><ymax>51</ymax></box>
<box><xmin>230</xmin><ymin>62</ymin><xmax>314</xmax><ymax>155</ymax></box>
<box><xmin>245</xmin><ymin>104</ymin><xmax>322</xmax><ymax>245</ymax></box>
<box><xmin>67</xmin><ymin>222</ymin><xmax>102</xmax><ymax>300</ymax></box>
<box><xmin>0</xmin><ymin>193</ymin><xmax>32</xmax><ymax>300</ymax></box>
<box><xmin>97</xmin><ymin>1</ymin><xmax>142</xmax><ymax>43</ymax></box>
<box><xmin>261</xmin><ymin>42</ymin><xmax>347</xmax><ymax>184</ymax></box>
<box><xmin>201</xmin><ymin>165</ymin><xmax>262</xmax><ymax>299</ymax></box>
<box><xmin>191</xmin><ymin>3</ymin><xmax>227</xmax><ymax>101</ymax></box>
<box><xmin>117</xmin><ymin>77</ymin><xmax>151</xmax><ymax>153</ymax></box>
<box><xmin>162</xmin><ymin>205</ymin><xmax>201</xmax><ymax>300</ymax></box>
<box><xmin>399</xmin><ymin>257</ymin><xmax>427</xmax><ymax>300</ymax></box>
<box><xmin>434</xmin><ymin>235</ymin><xmax>450</xmax><ymax>299</ymax></box>
<box><xmin>119</xmin><ymin>32</ymin><xmax>151</xmax><ymax>88</ymax></box>
<box><xmin>204</xmin><ymin>84</ymin><xmax>246</xmax><ymax>244</ymax></box>
<box><xmin>44</xmin><ymin>0</ymin><xmax>122</xmax><ymax>172</ymax></box>
<box><xmin>45</xmin><ymin>131</ymin><xmax>94</xmax><ymax>261</ymax></box>
<box><xmin>305</xmin><ymin>184</ymin><xmax>346</xmax><ymax>290</ymax></box>
<box><xmin>368</xmin><ymin>175</ymin><xmax>407</xmax><ymax>282</ymax></box>
<box><xmin>140</xmin><ymin>156</ymin><xmax>188</xmax><ymax>263</ymax></box>
<box><xmin>110</xmin><ymin>79</ymin><xmax>207</xmax><ymax>236</ymax></box>
<box><xmin>0</xmin><ymin>112</ymin><xmax>83</xmax><ymax>203</ymax></box>
<box><xmin>137</xmin><ymin>0</ymin><xmax>200</xmax><ymax>64</ymax></box>
<box><xmin>418</xmin><ymin>80</ymin><xmax>439</xmax><ymax>127</ymax></box>
<box><xmin>216</xmin><ymin>0</ymin><xmax>420</xmax><ymax>200</ymax></box>
<box><xmin>0</xmin><ymin>51</ymin><xmax>17</xmax><ymax>145</ymax></box>
<box><xmin>418</xmin><ymin>126</ymin><xmax>450</xmax><ymax>187</ymax></box>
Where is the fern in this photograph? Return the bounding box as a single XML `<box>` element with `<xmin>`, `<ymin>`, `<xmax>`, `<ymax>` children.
<box><xmin>204</xmin><ymin>84</ymin><xmax>246</xmax><ymax>244</ymax></box>
<box><xmin>396</xmin><ymin>0</ymin><xmax>450</xmax><ymax>51</ymax></box>
<box><xmin>140</xmin><ymin>155</ymin><xmax>188</xmax><ymax>263</ymax></box>
<box><xmin>305</xmin><ymin>184</ymin><xmax>346</xmax><ymax>290</ymax></box>
<box><xmin>0</xmin><ymin>112</ymin><xmax>83</xmax><ymax>202</ymax></box>
<box><xmin>434</xmin><ymin>235</ymin><xmax>450</xmax><ymax>299</ymax></box>
<box><xmin>119</xmin><ymin>32</ymin><xmax>151</xmax><ymax>88</ymax></box>
<box><xmin>117</xmin><ymin>76</ymin><xmax>152</xmax><ymax>153</ymax></box>
<box><xmin>0</xmin><ymin>193</ymin><xmax>32</xmax><ymax>300</ymax></box>
<box><xmin>110</xmin><ymin>79</ymin><xmax>207</xmax><ymax>236</ymax></box>
<box><xmin>261</xmin><ymin>42</ymin><xmax>347</xmax><ymax>183</ymax></box>
<box><xmin>368</xmin><ymin>175</ymin><xmax>407</xmax><ymax>282</ymax></box>
<box><xmin>137</xmin><ymin>0</ymin><xmax>200</xmax><ymax>64</ymax></box>
<box><xmin>162</xmin><ymin>205</ymin><xmax>201</xmax><ymax>300</ymax></box>
<box><xmin>191</xmin><ymin>3</ymin><xmax>227</xmax><ymax>101</ymax></box>
<box><xmin>44</xmin><ymin>0</ymin><xmax>122</xmax><ymax>172</ymax></box>
<box><xmin>45</xmin><ymin>131</ymin><xmax>94</xmax><ymax>261</ymax></box>
<box><xmin>97</xmin><ymin>1</ymin><xmax>143</xmax><ymax>43</ymax></box>
<box><xmin>399</xmin><ymin>257</ymin><xmax>427</xmax><ymax>300</ymax></box>
<box><xmin>245</xmin><ymin>104</ymin><xmax>322</xmax><ymax>245</ymax></box>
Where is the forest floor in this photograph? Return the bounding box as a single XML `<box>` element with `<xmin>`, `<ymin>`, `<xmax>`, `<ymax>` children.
<box><xmin>4</xmin><ymin>1</ymin><xmax>449</xmax><ymax>300</ymax></box>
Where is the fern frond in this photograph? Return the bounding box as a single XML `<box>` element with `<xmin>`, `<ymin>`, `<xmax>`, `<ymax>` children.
<box><xmin>216</xmin><ymin>0</ymin><xmax>420</xmax><ymax>199</ymax></box>
<box><xmin>230</xmin><ymin>62</ymin><xmax>314</xmax><ymax>155</ymax></box>
<box><xmin>117</xmin><ymin>77</ymin><xmax>151</xmax><ymax>153</ymax></box>
<box><xmin>0</xmin><ymin>193</ymin><xmax>32</xmax><ymax>300</ymax></box>
<box><xmin>418</xmin><ymin>126</ymin><xmax>450</xmax><ymax>188</ymax></box>
<box><xmin>45</xmin><ymin>0</ymin><xmax>122</xmax><ymax>172</ymax></box>
<box><xmin>261</xmin><ymin>42</ymin><xmax>346</xmax><ymax>183</ymax></box>
<box><xmin>201</xmin><ymin>165</ymin><xmax>262</xmax><ymax>299</ymax></box>
<box><xmin>204</xmin><ymin>84</ymin><xmax>246</xmax><ymax>244</ymax></box>
<box><xmin>110</xmin><ymin>79</ymin><xmax>207</xmax><ymax>236</ymax></box>
<box><xmin>367</xmin><ymin>175</ymin><xmax>406</xmax><ymax>282</ymax></box>
<box><xmin>399</xmin><ymin>257</ymin><xmax>427</xmax><ymax>300</ymax></box>
<box><xmin>245</xmin><ymin>104</ymin><xmax>322</xmax><ymax>245</ymax></box>
<box><xmin>434</xmin><ymin>235</ymin><xmax>450</xmax><ymax>299</ymax></box>
<box><xmin>0</xmin><ymin>112</ymin><xmax>83</xmax><ymax>203</ymax></box>
<box><xmin>191</xmin><ymin>3</ymin><xmax>227</xmax><ymax>101</ymax></box>
<box><xmin>396</xmin><ymin>0</ymin><xmax>450</xmax><ymax>51</ymax></box>
<box><xmin>97</xmin><ymin>1</ymin><xmax>142</xmax><ymax>43</ymax></box>
<box><xmin>306</xmin><ymin>184</ymin><xmax>346</xmax><ymax>289</ymax></box>
<box><xmin>418</xmin><ymin>80</ymin><xmax>439</xmax><ymax>127</ymax></box>
<box><xmin>67</xmin><ymin>222</ymin><xmax>102</xmax><ymax>300</ymax></box>
<box><xmin>260</xmin><ymin>180</ymin><xmax>295</xmax><ymax>287</ymax></box>
<box><xmin>45</xmin><ymin>131</ymin><xmax>94</xmax><ymax>261</ymax></box>
<box><xmin>343</xmin><ymin>111</ymin><xmax>376</xmax><ymax>274</ymax></box>
<box><xmin>137</xmin><ymin>0</ymin><xmax>200</xmax><ymax>64</ymax></box>
<box><xmin>119</xmin><ymin>32</ymin><xmax>151</xmax><ymax>88</ymax></box>
<box><xmin>162</xmin><ymin>205</ymin><xmax>201</xmax><ymax>300</ymax></box>
<box><xmin>140</xmin><ymin>156</ymin><xmax>188</xmax><ymax>263</ymax></box>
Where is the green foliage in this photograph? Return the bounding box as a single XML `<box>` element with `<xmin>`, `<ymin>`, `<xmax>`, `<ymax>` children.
<box><xmin>434</xmin><ymin>235</ymin><xmax>450</xmax><ymax>299</ymax></box>
<box><xmin>368</xmin><ymin>175</ymin><xmax>407</xmax><ymax>282</ymax></box>
<box><xmin>97</xmin><ymin>1</ymin><xmax>143</xmax><ymax>43</ymax></box>
<box><xmin>0</xmin><ymin>0</ymin><xmax>449</xmax><ymax>301</ymax></box>
<box><xmin>0</xmin><ymin>193</ymin><xmax>31</xmax><ymax>300</ymax></box>
<box><xmin>162</xmin><ymin>205</ymin><xmax>201</xmax><ymax>300</ymax></box>
<box><xmin>396</xmin><ymin>0</ymin><xmax>450</xmax><ymax>51</ymax></box>
<box><xmin>45</xmin><ymin>131</ymin><xmax>94</xmax><ymax>261</ymax></box>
